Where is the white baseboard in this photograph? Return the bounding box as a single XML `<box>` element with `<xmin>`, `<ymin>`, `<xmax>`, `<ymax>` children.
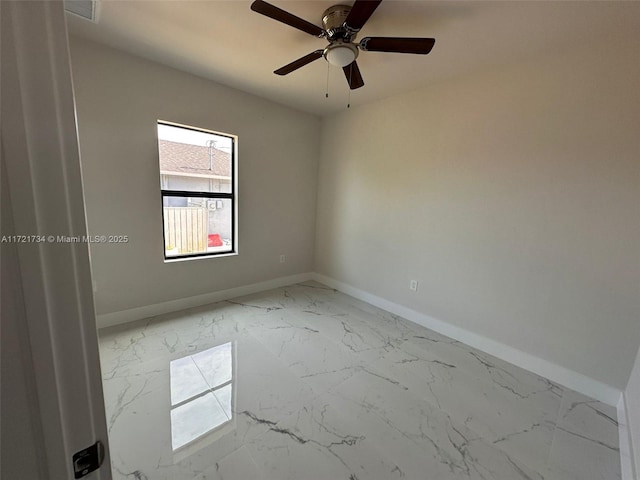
<box><xmin>619</xmin><ymin>392</ymin><xmax>638</xmax><ymax>480</ymax></box>
<box><xmin>97</xmin><ymin>273</ymin><xmax>313</xmax><ymax>329</ymax></box>
<box><xmin>311</xmin><ymin>272</ymin><xmax>621</xmax><ymax>406</ymax></box>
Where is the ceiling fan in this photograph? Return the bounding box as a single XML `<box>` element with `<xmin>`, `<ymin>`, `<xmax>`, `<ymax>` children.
<box><xmin>250</xmin><ymin>0</ymin><xmax>435</xmax><ymax>90</ymax></box>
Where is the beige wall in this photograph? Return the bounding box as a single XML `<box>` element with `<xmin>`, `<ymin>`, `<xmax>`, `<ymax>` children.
<box><xmin>70</xmin><ymin>38</ymin><xmax>320</xmax><ymax>319</ymax></box>
<box><xmin>315</xmin><ymin>33</ymin><xmax>640</xmax><ymax>390</ymax></box>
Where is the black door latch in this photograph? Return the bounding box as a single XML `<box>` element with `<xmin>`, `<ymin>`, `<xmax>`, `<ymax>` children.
<box><xmin>72</xmin><ymin>441</ymin><xmax>105</xmax><ymax>478</ymax></box>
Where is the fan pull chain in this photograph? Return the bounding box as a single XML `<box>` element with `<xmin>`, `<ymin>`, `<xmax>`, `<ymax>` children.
<box><xmin>325</xmin><ymin>62</ymin><xmax>330</xmax><ymax>98</ymax></box>
<box><xmin>347</xmin><ymin>65</ymin><xmax>352</xmax><ymax>109</ymax></box>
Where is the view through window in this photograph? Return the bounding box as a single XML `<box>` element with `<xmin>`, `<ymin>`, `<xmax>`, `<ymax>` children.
<box><xmin>158</xmin><ymin>121</ymin><xmax>236</xmax><ymax>259</ymax></box>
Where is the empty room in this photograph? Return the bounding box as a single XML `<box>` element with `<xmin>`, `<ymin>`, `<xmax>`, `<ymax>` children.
<box><xmin>2</xmin><ymin>1</ymin><xmax>640</xmax><ymax>479</ymax></box>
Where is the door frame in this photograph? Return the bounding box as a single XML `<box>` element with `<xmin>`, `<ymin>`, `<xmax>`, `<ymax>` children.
<box><xmin>2</xmin><ymin>1</ymin><xmax>110</xmax><ymax>478</ymax></box>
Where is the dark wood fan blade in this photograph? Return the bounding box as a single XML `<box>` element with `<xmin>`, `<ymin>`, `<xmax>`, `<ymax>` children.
<box><xmin>274</xmin><ymin>50</ymin><xmax>324</xmax><ymax>75</ymax></box>
<box><xmin>360</xmin><ymin>37</ymin><xmax>435</xmax><ymax>54</ymax></box>
<box><xmin>342</xmin><ymin>61</ymin><xmax>364</xmax><ymax>89</ymax></box>
<box><xmin>345</xmin><ymin>0</ymin><xmax>382</xmax><ymax>31</ymax></box>
<box><xmin>251</xmin><ymin>0</ymin><xmax>324</xmax><ymax>37</ymax></box>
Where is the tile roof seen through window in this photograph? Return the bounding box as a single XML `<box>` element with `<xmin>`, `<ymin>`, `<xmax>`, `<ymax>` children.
<box><xmin>159</xmin><ymin>139</ymin><xmax>231</xmax><ymax>178</ymax></box>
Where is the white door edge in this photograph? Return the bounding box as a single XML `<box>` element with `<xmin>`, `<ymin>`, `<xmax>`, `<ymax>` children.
<box><xmin>2</xmin><ymin>1</ymin><xmax>111</xmax><ymax>478</ymax></box>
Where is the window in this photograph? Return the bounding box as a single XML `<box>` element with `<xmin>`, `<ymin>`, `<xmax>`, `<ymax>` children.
<box><xmin>158</xmin><ymin>121</ymin><xmax>236</xmax><ymax>259</ymax></box>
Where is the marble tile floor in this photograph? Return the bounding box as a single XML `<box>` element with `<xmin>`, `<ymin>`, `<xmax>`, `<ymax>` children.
<box><xmin>98</xmin><ymin>282</ymin><xmax>620</xmax><ymax>480</ymax></box>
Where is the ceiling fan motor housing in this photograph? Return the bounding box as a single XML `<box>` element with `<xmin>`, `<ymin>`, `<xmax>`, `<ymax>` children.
<box><xmin>322</xmin><ymin>5</ymin><xmax>354</xmax><ymax>41</ymax></box>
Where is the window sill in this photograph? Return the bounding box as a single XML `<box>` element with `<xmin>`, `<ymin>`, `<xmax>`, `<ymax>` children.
<box><xmin>163</xmin><ymin>251</ymin><xmax>238</xmax><ymax>263</ymax></box>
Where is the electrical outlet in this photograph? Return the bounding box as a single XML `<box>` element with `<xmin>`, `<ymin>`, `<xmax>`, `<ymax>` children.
<box><xmin>409</xmin><ymin>280</ymin><xmax>418</xmax><ymax>292</ymax></box>
<box><xmin>279</xmin><ymin>254</ymin><xmax>286</xmax><ymax>263</ymax></box>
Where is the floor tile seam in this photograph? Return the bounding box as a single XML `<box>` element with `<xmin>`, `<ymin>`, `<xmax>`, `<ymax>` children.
<box><xmin>296</xmin><ymin>315</ymin><xmax>408</xmax><ymax>350</ymax></box>
<box><xmin>393</xmin><ymin>337</ymin><xmax>489</xmax><ymax>376</ymax></box>
<box><xmin>551</xmin><ymin>393</ymin><xmax>621</xmax><ymax>450</ymax></box>
<box><xmin>463</xmin><ymin>431</ymin><xmax>552</xmax><ymax>480</ymax></box>
<box><xmin>327</xmin><ymin>291</ymin><xmax>437</xmax><ymax>334</ymax></box>
<box><xmin>553</xmin><ymin>419</ymin><xmax>620</xmax><ymax>451</ymax></box>
<box><xmin>370</xmin><ymin>348</ymin><xmax>560</xmax><ymax>457</ymax></box>
<box><xmin>544</xmin><ymin>395</ymin><xmax>569</xmax><ymax>477</ymax></box>
<box><xmin>105</xmin><ymin>300</ymin><xmax>234</xmax><ymax>337</ymax></box>
<box><xmin>296</xmin><ymin>323</ymin><xmax>406</xmax><ymax>361</ymax></box>
<box><xmin>98</xmin><ymin>318</ymin><xmax>230</xmax><ymax>357</ymax></box>
<box><xmin>273</xmin><ymin>394</ymin><xmax>408</xmax><ymax>464</ymax></box>
<box><xmin>281</xmin><ymin>306</ymin><xmax>397</xmax><ymax>361</ymax></box>
<box><xmin>400</xmin><ymin>338</ymin><xmax>567</xmax><ymax>406</ymax></box>
<box><xmin>331</xmin><ymin>310</ymin><xmax>419</xmax><ymax>344</ymax></box>
<box><xmin>100</xmin><ymin>324</ymin><xmax>240</xmax><ymax>372</ymax></box>
<box><xmin>294</xmin><ymin>353</ymin><xmax>368</xmax><ymax>398</ymax></box>
<box><xmin>555</xmin><ymin>423</ymin><xmax>621</xmax><ymax>453</ymax></box>
<box><xmin>390</xmin><ymin>338</ymin><xmax>557</xmax><ymax>407</ymax></box>
<box><xmin>381</xmin><ymin>339</ymin><xmax>566</xmax><ymax>425</ymax></box>
<box><xmin>544</xmin><ymin>426</ymin><xmax>624</xmax><ymax>480</ymax></box>
<box><xmin>321</xmin><ymin>372</ymin><xmax>549</xmax><ymax>480</ymax></box>
<box><xmin>188</xmin><ymin>356</ymin><xmax>233</xmax><ymax>421</ymax></box>
<box><xmin>294</xmin><ymin>281</ymin><xmax>337</xmax><ymax>291</ymax></box>
<box><xmin>102</xmin><ymin>354</ymin><xmax>183</xmax><ymax>381</ymax></box>
<box><xmin>326</xmin><ymin>290</ymin><xmax>578</xmax><ymax>398</ymax></box>
<box><xmin>287</xmin><ymin>299</ymin><xmax>370</xmax><ymax>322</ymax></box>
<box><xmin>327</xmin><ymin>296</ymin><xmax>416</xmax><ymax>332</ymax></box>
<box><xmin>98</xmin><ymin>315</ymin><xmax>154</xmax><ymax>337</ymax></box>
<box><xmin>310</xmin><ymin>388</ymin><xmax>445</xmax><ymax>457</ymax></box>
<box><xmin>292</xmin><ymin>299</ymin><xmax>418</xmax><ymax>351</ymax></box>
<box><xmin>334</xmin><ymin>362</ymin><xmax>503</xmax><ymax>447</ymax></box>
<box><xmin>477</xmin><ymin>422</ymin><xmax>556</xmax><ymax>479</ymax></box>
<box><xmin>214</xmin><ymin>442</ymin><xmax>264</xmax><ymax>479</ymax></box>
<box><xmin>240</xmin><ymin>328</ymin><xmax>337</xmax><ymax>401</ymax></box>
<box><xmin>555</xmin><ymin>396</ymin><xmax>619</xmax><ymax>429</ymax></box>
<box><xmin>316</xmin><ymin>425</ymin><xmax>431</xmax><ymax>479</ymax></box>
<box><xmin>267</xmin><ymin>286</ymin><xmax>389</xmax><ymax>326</ymax></box>
<box><xmin>271</xmin><ymin>313</ymin><xmax>365</xmax><ymax>355</ymax></box>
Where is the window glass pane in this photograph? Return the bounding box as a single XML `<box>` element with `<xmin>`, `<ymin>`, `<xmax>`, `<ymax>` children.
<box><xmin>163</xmin><ymin>196</ymin><xmax>233</xmax><ymax>257</ymax></box>
<box><xmin>158</xmin><ymin>124</ymin><xmax>232</xmax><ymax>194</ymax></box>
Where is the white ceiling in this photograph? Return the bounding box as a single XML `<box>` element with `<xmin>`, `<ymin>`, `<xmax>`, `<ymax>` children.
<box><xmin>66</xmin><ymin>0</ymin><xmax>640</xmax><ymax>117</ymax></box>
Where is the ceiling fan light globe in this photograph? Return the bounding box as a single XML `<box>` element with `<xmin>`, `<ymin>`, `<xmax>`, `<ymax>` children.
<box><xmin>325</xmin><ymin>45</ymin><xmax>356</xmax><ymax>67</ymax></box>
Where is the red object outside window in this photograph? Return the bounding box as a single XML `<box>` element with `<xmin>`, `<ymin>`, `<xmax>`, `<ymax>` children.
<box><xmin>208</xmin><ymin>234</ymin><xmax>223</xmax><ymax>247</ymax></box>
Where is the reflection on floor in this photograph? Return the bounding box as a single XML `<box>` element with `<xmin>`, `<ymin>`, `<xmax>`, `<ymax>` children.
<box><xmin>99</xmin><ymin>282</ymin><xmax>620</xmax><ymax>480</ymax></box>
<box><xmin>169</xmin><ymin>342</ymin><xmax>233</xmax><ymax>450</ymax></box>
